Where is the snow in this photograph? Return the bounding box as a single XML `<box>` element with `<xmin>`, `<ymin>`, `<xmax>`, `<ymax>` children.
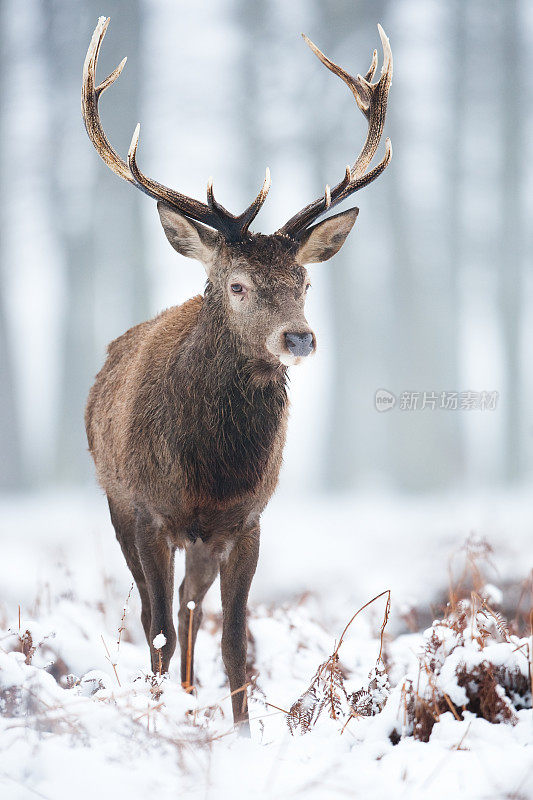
<box><xmin>481</xmin><ymin>583</ymin><xmax>504</xmax><ymax>605</ymax></box>
<box><xmin>152</xmin><ymin>633</ymin><xmax>167</xmax><ymax>649</ymax></box>
<box><xmin>0</xmin><ymin>488</ymin><xmax>531</xmax><ymax>798</ymax></box>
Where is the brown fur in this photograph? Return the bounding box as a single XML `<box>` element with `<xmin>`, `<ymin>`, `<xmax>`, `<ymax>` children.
<box><xmin>81</xmin><ymin>16</ymin><xmax>389</xmax><ymax>735</ymax></box>
<box><xmin>85</xmin><ymin>212</ymin><xmax>359</xmax><ymax>733</ymax></box>
<box><xmin>85</xmin><ymin>232</ymin><xmax>309</xmax><ymax>732</ymax></box>
<box><xmin>87</xmin><ymin>289</ymin><xmax>289</xmax><ymax>539</ymax></box>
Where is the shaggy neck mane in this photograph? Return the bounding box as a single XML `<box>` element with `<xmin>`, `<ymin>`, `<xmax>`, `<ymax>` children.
<box><xmin>196</xmin><ymin>281</ymin><xmax>287</xmax><ymax>387</ymax></box>
<box><xmin>166</xmin><ymin>287</ymin><xmax>289</xmax><ymax>503</ymax></box>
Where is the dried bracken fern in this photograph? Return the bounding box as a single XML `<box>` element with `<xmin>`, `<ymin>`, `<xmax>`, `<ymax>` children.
<box><xmin>349</xmin><ymin>662</ymin><xmax>390</xmax><ymax>718</ymax></box>
<box><xmin>287</xmin><ymin>678</ymin><xmax>324</xmax><ymax>734</ymax></box>
<box><xmin>286</xmin><ymin>559</ymin><xmax>530</xmax><ymax>744</ymax></box>
<box><xmin>287</xmin><ymin>590</ymin><xmax>392</xmax><ymax>735</ymax></box>
<box><xmin>448</xmin><ymin>534</ymin><xmax>495</xmax><ymax>611</ymax></box>
<box><xmin>401</xmin><ymin>593</ymin><xmax>531</xmax><ymax>742</ymax></box>
<box><xmin>455</xmin><ymin>662</ymin><xmax>517</xmax><ymax>724</ymax></box>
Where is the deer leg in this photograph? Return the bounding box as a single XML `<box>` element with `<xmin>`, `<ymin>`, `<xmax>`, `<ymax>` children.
<box><xmin>108</xmin><ymin>498</ymin><xmax>151</xmax><ymax>644</ymax></box>
<box><xmin>219</xmin><ymin>528</ymin><xmax>260</xmax><ymax>734</ymax></box>
<box><xmin>178</xmin><ymin>540</ymin><xmax>219</xmax><ymax>689</ymax></box>
<box><xmin>134</xmin><ymin>511</ymin><xmax>177</xmax><ymax>674</ymax></box>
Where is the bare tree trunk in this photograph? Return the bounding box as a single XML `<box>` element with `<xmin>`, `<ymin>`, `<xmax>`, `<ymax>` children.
<box><xmin>236</xmin><ymin>0</ymin><xmax>269</xmax><ymax>212</ymax></box>
<box><xmin>91</xmin><ymin>0</ymin><xmax>148</xmax><ymax>352</ymax></box>
<box><xmin>319</xmin><ymin>0</ymin><xmax>388</xmax><ymax>490</ymax></box>
<box><xmin>45</xmin><ymin>0</ymin><xmax>95</xmax><ymax>483</ymax></box>
<box><xmin>445</xmin><ymin>0</ymin><xmax>466</xmax><ymax>474</ymax></box>
<box><xmin>0</xmin><ymin>0</ymin><xmax>25</xmax><ymax>489</ymax></box>
<box><xmin>499</xmin><ymin>0</ymin><xmax>522</xmax><ymax>482</ymax></box>
<box><xmin>0</xmin><ymin>296</ymin><xmax>22</xmax><ymax>489</ymax></box>
<box><xmin>47</xmin><ymin>0</ymin><xmax>147</xmax><ymax>484</ymax></box>
<box><xmin>386</xmin><ymin>1</ymin><xmax>462</xmax><ymax>491</ymax></box>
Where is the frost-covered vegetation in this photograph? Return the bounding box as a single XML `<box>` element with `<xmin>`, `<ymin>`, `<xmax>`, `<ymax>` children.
<box><xmin>0</xmin><ymin>503</ymin><xmax>531</xmax><ymax>800</ymax></box>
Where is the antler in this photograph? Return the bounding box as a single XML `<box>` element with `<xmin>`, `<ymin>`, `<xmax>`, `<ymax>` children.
<box><xmin>82</xmin><ymin>17</ymin><xmax>270</xmax><ymax>241</ymax></box>
<box><xmin>278</xmin><ymin>24</ymin><xmax>393</xmax><ymax>239</ymax></box>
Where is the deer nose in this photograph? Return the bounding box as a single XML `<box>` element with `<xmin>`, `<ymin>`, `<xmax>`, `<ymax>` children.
<box><xmin>284</xmin><ymin>332</ymin><xmax>314</xmax><ymax>358</ymax></box>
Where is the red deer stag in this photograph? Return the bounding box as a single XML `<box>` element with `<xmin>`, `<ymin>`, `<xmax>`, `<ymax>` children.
<box><xmin>82</xmin><ymin>16</ymin><xmax>392</xmax><ymax>733</ymax></box>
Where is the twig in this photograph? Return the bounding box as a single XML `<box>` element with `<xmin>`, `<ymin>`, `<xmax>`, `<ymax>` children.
<box><xmin>442</xmin><ymin>692</ymin><xmax>461</xmax><ymax>721</ymax></box>
<box><xmin>183</xmin><ymin>601</ymin><xmax>195</xmax><ymax>691</ymax></box>
<box><xmin>454</xmin><ymin>720</ymin><xmax>471</xmax><ymax>750</ymax></box>
<box><xmin>334</xmin><ymin>589</ymin><xmax>391</xmax><ymax>657</ymax></box>
<box><xmin>529</xmin><ymin>608</ymin><xmax>533</xmax><ymax>713</ymax></box>
<box><xmin>101</xmin><ymin>634</ymin><xmax>121</xmax><ymax>687</ymax></box>
<box><xmin>193</xmin><ymin>681</ymin><xmax>251</xmax><ymax>716</ymax></box>
<box><xmin>265</xmin><ymin>700</ymin><xmax>290</xmax><ymax>715</ymax></box>
<box><xmin>116</xmin><ymin>582</ymin><xmax>134</xmax><ymax>651</ymax></box>
<box><xmin>340</xmin><ymin>711</ymin><xmax>357</xmax><ymax>734</ymax></box>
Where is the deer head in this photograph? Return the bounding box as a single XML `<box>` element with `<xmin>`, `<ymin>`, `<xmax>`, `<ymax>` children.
<box><xmin>82</xmin><ymin>17</ymin><xmax>393</xmax><ymax>367</ymax></box>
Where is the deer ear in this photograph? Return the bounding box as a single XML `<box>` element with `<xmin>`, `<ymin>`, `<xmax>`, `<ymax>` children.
<box><xmin>157</xmin><ymin>202</ymin><xmax>220</xmax><ymax>271</ymax></box>
<box><xmin>295</xmin><ymin>207</ymin><xmax>359</xmax><ymax>265</ymax></box>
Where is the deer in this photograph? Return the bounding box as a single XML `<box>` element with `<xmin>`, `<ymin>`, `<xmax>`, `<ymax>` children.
<box><xmin>82</xmin><ymin>16</ymin><xmax>392</xmax><ymax>734</ymax></box>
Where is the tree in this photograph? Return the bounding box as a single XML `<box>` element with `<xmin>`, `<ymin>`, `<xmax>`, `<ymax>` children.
<box><xmin>46</xmin><ymin>0</ymin><xmax>147</xmax><ymax>483</ymax></box>
<box><xmin>0</xmin><ymin>0</ymin><xmax>26</xmax><ymax>489</ymax></box>
<box><xmin>498</xmin><ymin>0</ymin><xmax>522</xmax><ymax>481</ymax></box>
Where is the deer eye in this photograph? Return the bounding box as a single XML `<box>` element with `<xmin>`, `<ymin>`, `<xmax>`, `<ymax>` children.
<box><xmin>230</xmin><ymin>283</ymin><xmax>245</xmax><ymax>294</ymax></box>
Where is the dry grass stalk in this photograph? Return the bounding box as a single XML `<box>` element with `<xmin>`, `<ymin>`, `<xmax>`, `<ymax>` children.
<box><xmin>447</xmin><ymin>534</ymin><xmax>495</xmax><ymax>613</ymax></box>
<box><xmin>116</xmin><ymin>582</ymin><xmax>134</xmax><ymax>652</ymax></box>
<box><xmin>101</xmin><ymin>634</ymin><xmax>121</xmax><ymax>687</ymax></box>
<box><xmin>184</xmin><ymin>603</ymin><xmax>195</xmax><ymax>692</ymax></box>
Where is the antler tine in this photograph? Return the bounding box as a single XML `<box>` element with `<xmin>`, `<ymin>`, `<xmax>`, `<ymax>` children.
<box><xmin>278</xmin><ymin>25</ymin><xmax>393</xmax><ymax>239</ymax></box>
<box><xmin>301</xmin><ymin>33</ymin><xmax>367</xmax><ymax>116</ymax></box>
<box><xmin>82</xmin><ymin>17</ymin><xmax>133</xmax><ymax>183</ymax></box>
<box><xmin>83</xmin><ymin>17</ymin><xmax>270</xmax><ymax>241</ymax></box>
<box><xmin>351</xmin><ymin>24</ymin><xmax>392</xmax><ymax>177</ymax></box>
<box><xmin>205</xmin><ymin>168</ymin><xmax>271</xmax><ymax>236</ymax></box>
<box><xmin>96</xmin><ymin>56</ymin><xmax>127</xmax><ymax>97</ymax></box>
<box><xmin>236</xmin><ymin>168</ymin><xmax>271</xmax><ymax>235</ymax></box>
<box><xmin>364</xmin><ymin>49</ymin><xmax>378</xmax><ymax>83</ymax></box>
<box><xmin>127</xmin><ymin>123</ymin><xmax>232</xmax><ymax>233</ymax></box>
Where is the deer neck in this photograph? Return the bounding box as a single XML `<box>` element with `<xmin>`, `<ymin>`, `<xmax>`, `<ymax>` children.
<box><xmin>172</xmin><ymin>295</ymin><xmax>288</xmax><ymax>503</ymax></box>
<box><xmin>193</xmin><ymin>291</ymin><xmax>287</xmax><ymax>391</ymax></box>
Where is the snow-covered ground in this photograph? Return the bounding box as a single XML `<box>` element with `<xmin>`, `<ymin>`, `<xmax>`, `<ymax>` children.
<box><xmin>0</xmin><ymin>488</ymin><xmax>532</xmax><ymax>799</ymax></box>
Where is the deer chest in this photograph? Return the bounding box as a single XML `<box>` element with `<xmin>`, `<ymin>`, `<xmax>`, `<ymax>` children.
<box><xmin>176</xmin><ymin>380</ymin><xmax>288</xmax><ymax>503</ymax></box>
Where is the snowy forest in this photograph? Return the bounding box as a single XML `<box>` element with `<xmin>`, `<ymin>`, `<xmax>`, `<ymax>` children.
<box><xmin>0</xmin><ymin>1</ymin><xmax>532</xmax><ymax>798</ymax></box>
<box><xmin>1</xmin><ymin>0</ymin><xmax>532</xmax><ymax>496</ymax></box>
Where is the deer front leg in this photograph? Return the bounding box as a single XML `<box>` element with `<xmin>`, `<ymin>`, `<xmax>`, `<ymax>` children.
<box><xmin>219</xmin><ymin>527</ymin><xmax>260</xmax><ymax>735</ymax></box>
<box><xmin>178</xmin><ymin>539</ymin><xmax>219</xmax><ymax>689</ymax></box>
<box><xmin>135</xmin><ymin>514</ymin><xmax>177</xmax><ymax>674</ymax></box>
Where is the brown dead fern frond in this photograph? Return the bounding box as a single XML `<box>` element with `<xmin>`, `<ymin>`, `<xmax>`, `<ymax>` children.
<box><xmin>456</xmin><ymin>662</ymin><xmax>517</xmax><ymax>725</ymax></box>
<box><xmin>287</xmin><ymin>589</ymin><xmax>392</xmax><ymax>735</ymax></box>
<box><xmin>400</xmin><ymin>593</ymin><xmax>530</xmax><ymax>742</ymax></box>
<box><xmin>448</xmin><ymin>534</ymin><xmax>496</xmax><ymax>611</ymax></box>
<box><xmin>479</xmin><ymin>599</ymin><xmax>511</xmax><ymax>642</ymax></box>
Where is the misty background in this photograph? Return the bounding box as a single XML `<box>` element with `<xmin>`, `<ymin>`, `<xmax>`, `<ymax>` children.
<box><xmin>1</xmin><ymin>0</ymin><xmax>531</xmax><ymax>499</ymax></box>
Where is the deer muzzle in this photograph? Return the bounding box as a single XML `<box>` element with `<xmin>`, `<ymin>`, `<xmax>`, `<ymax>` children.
<box><xmin>284</xmin><ymin>331</ymin><xmax>315</xmax><ymax>358</ymax></box>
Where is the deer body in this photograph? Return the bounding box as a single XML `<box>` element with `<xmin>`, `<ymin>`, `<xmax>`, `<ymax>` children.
<box><xmin>86</xmin><ymin>287</ymin><xmax>288</xmax><ymax>728</ymax></box>
<box><xmin>86</xmin><ymin>293</ymin><xmax>288</xmax><ymax>522</ymax></box>
<box><xmin>82</xmin><ymin>16</ymin><xmax>392</xmax><ymax>733</ymax></box>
